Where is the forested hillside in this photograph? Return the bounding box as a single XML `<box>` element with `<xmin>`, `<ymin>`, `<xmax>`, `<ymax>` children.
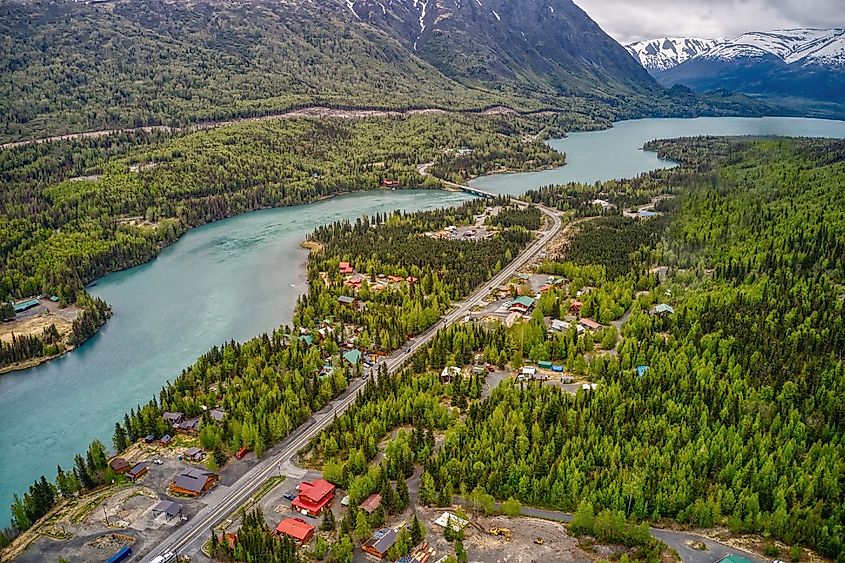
<box><xmin>307</xmin><ymin>137</ymin><xmax>845</xmax><ymax>559</ymax></box>
<box><xmin>0</xmin><ymin>0</ymin><xmax>770</xmax><ymax>142</ymax></box>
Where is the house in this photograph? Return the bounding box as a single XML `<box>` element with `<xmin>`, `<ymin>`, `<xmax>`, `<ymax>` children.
<box><xmin>569</xmin><ymin>300</ymin><xmax>583</xmax><ymax>313</ymax></box>
<box><xmin>292</xmin><ymin>479</ymin><xmax>335</xmax><ymax>517</ymax></box>
<box><xmin>591</xmin><ymin>198</ymin><xmax>616</xmax><ymax>210</ymax></box>
<box><xmin>160</xmin><ymin>434</ymin><xmax>173</xmax><ymax>446</ymax></box>
<box><xmin>363</xmin><ymin>528</ymin><xmax>399</xmax><ymax>559</ymax></box>
<box><xmin>549</xmin><ymin>319</ymin><xmax>570</xmax><ymax>332</ymax></box>
<box><xmin>209</xmin><ymin>408</ymin><xmax>226</xmax><ymax>422</ymax></box>
<box><xmin>579</xmin><ymin>318</ymin><xmax>602</xmax><ymax>331</ymax></box>
<box><xmin>183</xmin><ymin>447</ymin><xmax>205</xmax><ymax>461</ymax></box>
<box><xmin>654</xmin><ymin>303</ymin><xmax>674</xmax><ymax>315</ymax></box>
<box><xmin>143</xmin><ymin>434</ymin><xmax>156</xmax><ymax>443</ymax></box>
<box><xmin>339</xmin><ymin>261</ymin><xmax>354</xmax><ymax>275</ymax></box>
<box><xmin>639</xmin><ymin>210</ymin><xmax>657</xmax><ymax>218</ymax></box>
<box><xmin>471</xmin><ymin>365</ymin><xmax>486</xmax><ymax>376</ymax></box>
<box><xmin>381</xmin><ymin>179</ymin><xmax>400</xmax><ymax>188</ymax></box>
<box><xmin>343</xmin><ymin>349</ymin><xmax>362</xmax><ymax>366</ymax></box>
<box><xmin>337</xmin><ymin>295</ymin><xmax>356</xmax><ymax>306</ymax></box>
<box><xmin>359</xmin><ymin>493</ymin><xmax>382</xmax><ymax>515</ymax></box>
<box><xmin>127</xmin><ymin>462</ymin><xmax>149</xmax><ymax>482</ymax></box>
<box><xmin>169</xmin><ymin>467</ymin><xmax>218</xmax><ymax>497</ymax></box>
<box><xmin>162</xmin><ymin>412</ymin><xmax>184</xmax><ymax>426</ymax></box>
<box><xmin>109</xmin><ymin>457</ymin><xmax>131</xmax><ymax>474</ymax></box>
<box><xmin>152</xmin><ymin>500</ymin><xmax>182</xmax><ymax>520</ymax></box>
<box><xmin>508</xmin><ymin>295</ymin><xmax>535</xmax><ymax>314</ymax></box>
<box><xmin>176</xmin><ymin>418</ymin><xmax>200</xmax><ymax>433</ymax></box>
<box><xmin>440</xmin><ymin>366</ymin><xmax>461</xmax><ymax>383</ymax></box>
<box><xmin>581</xmin><ymin>383</ymin><xmax>598</xmax><ymax>391</ymax></box>
<box><xmin>276</xmin><ymin>517</ymin><xmax>315</xmax><ymax>545</ymax></box>
<box><xmin>344</xmin><ymin>274</ymin><xmax>364</xmax><ymax>289</ymax></box>
<box><xmin>299</xmin><ymin>334</ymin><xmax>314</xmax><ymax>346</ymax></box>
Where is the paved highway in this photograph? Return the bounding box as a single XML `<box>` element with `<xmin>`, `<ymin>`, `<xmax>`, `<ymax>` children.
<box><xmin>140</xmin><ymin>187</ymin><xmax>561</xmax><ymax>561</ymax></box>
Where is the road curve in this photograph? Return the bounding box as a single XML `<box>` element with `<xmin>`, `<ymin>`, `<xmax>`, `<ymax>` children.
<box><xmin>140</xmin><ymin>184</ymin><xmax>561</xmax><ymax>561</ymax></box>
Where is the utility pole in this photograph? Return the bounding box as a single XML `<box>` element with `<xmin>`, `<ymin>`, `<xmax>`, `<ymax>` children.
<box><xmin>103</xmin><ymin>507</ymin><xmax>109</xmax><ymax>526</ymax></box>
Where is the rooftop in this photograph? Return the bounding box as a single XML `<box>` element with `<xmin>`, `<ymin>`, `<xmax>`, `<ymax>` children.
<box><xmin>276</xmin><ymin>517</ymin><xmax>315</xmax><ymax>542</ymax></box>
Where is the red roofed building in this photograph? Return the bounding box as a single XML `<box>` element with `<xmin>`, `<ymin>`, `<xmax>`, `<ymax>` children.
<box><xmin>339</xmin><ymin>261</ymin><xmax>354</xmax><ymax>275</ymax></box>
<box><xmin>276</xmin><ymin>517</ymin><xmax>315</xmax><ymax>545</ymax></box>
<box><xmin>292</xmin><ymin>479</ymin><xmax>335</xmax><ymax>517</ymax></box>
<box><xmin>570</xmin><ymin>299</ymin><xmax>583</xmax><ymax>313</ymax></box>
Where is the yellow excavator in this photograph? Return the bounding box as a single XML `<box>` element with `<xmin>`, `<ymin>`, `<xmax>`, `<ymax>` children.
<box><xmin>488</xmin><ymin>527</ymin><xmax>512</xmax><ymax>540</ymax></box>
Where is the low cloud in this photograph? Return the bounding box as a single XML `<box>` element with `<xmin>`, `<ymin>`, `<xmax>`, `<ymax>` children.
<box><xmin>574</xmin><ymin>0</ymin><xmax>845</xmax><ymax>44</ymax></box>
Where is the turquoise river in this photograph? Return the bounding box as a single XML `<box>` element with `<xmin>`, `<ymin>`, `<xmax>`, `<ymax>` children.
<box><xmin>2</xmin><ymin>116</ymin><xmax>845</xmax><ymax>526</ymax></box>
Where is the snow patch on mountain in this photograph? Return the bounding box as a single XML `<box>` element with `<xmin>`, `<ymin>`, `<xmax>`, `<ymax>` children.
<box><xmin>626</xmin><ymin>37</ymin><xmax>723</xmax><ymax>71</ymax></box>
<box><xmin>697</xmin><ymin>29</ymin><xmax>845</xmax><ymax>68</ymax></box>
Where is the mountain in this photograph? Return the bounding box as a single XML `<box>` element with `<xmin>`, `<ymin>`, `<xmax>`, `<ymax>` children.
<box><xmin>354</xmin><ymin>0</ymin><xmax>662</xmax><ymax>100</ymax></box>
<box><xmin>626</xmin><ymin>37</ymin><xmax>724</xmax><ymax>72</ymax></box>
<box><xmin>653</xmin><ymin>29</ymin><xmax>845</xmax><ymax>117</ymax></box>
<box><xmin>0</xmin><ymin>0</ymin><xmax>671</xmax><ymax>142</ymax></box>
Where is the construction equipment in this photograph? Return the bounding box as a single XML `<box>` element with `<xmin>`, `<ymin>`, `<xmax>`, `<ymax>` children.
<box><xmin>488</xmin><ymin>527</ymin><xmax>511</xmax><ymax>540</ymax></box>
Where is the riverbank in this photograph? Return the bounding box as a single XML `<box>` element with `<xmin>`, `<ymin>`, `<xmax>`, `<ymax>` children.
<box><xmin>0</xmin><ymin>301</ymin><xmax>84</xmax><ymax>375</ymax></box>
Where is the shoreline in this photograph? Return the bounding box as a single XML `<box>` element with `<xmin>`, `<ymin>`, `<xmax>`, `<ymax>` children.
<box><xmin>1</xmin><ymin>185</ymin><xmax>467</xmax><ymax>375</ymax></box>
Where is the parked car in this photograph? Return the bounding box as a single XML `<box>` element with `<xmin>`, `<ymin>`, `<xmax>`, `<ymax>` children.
<box><xmin>283</xmin><ymin>489</ymin><xmax>298</xmax><ymax>501</ymax></box>
<box><xmin>152</xmin><ymin>459</ymin><xmax>164</xmax><ymax>465</ymax></box>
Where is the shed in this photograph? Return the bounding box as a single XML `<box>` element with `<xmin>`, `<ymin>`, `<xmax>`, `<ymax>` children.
<box><xmin>152</xmin><ymin>500</ymin><xmax>183</xmax><ymax>520</ymax></box>
<box><xmin>209</xmin><ymin>408</ymin><xmax>226</xmax><ymax>422</ymax></box>
<box><xmin>127</xmin><ymin>462</ymin><xmax>148</xmax><ymax>481</ymax></box>
<box><xmin>550</xmin><ymin>319</ymin><xmax>570</xmax><ymax>332</ymax></box>
<box><xmin>143</xmin><ymin>434</ymin><xmax>156</xmax><ymax>443</ymax></box>
<box><xmin>434</xmin><ymin>512</ymin><xmax>468</xmax><ymax>531</ymax></box>
<box><xmin>109</xmin><ymin>457</ymin><xmax>131</xmax><ymax>474</ymax></box>
<box><xmin>538</xmin><ymin>360</ymin><xmax>553</xmax><ymax>370</ymax></box>
<box><xmin>160</xmin><ymin>434</ymin><xmax>173</xmax><ymax>446</ymax></box>
<box><xmin>183</xmin><ymin>447</ymin><xmax>205</xmax><ymax>461</ymax></box>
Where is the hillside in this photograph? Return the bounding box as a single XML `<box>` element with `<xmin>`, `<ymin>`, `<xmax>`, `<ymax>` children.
<box><xmin>0</xmin><ymin>0</ymin><xmax>762</xmax><ymax>143</ymax></box>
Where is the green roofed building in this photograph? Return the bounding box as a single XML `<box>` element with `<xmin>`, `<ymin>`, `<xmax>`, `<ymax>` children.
<box><xmin>299</xmin><ymin>335</ymin><xmax>314</xmax><ymax>346</ymax></box>
<box><xmin>538</xmin><ymin>360</ymin><xmax>553</xmax><ymax>369</ymax></box>
<box><xmin>343</xmin><ymin>349</ymin><xmax>362</xmax><ymax>365</ymax></box>
<box><xmin>717</xmin><ymin>556</ymin><xmax>752</xmax><ymax>563</ymax></box>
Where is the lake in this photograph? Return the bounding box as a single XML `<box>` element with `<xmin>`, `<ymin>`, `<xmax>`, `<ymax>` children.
<box><xmin>2</xmin><ymin>116</ymin><xmax>845</xmax><ymax>526</ymax></box>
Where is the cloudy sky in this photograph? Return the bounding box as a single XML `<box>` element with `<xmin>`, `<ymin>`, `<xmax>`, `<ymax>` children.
<box><xmin>574</xmin><ymin>0</ymin><xmax>845</xmax><ymax>44</ymax></box>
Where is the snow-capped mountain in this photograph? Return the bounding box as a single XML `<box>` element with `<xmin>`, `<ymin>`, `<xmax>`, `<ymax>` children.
<box><xmin>697</xmin><ymin>29</ymin><xmax>845</xmax><ymax>67</ymax></box>
<box><xmin>653</xmin><ymin>28</ymin><xmax>845</xmax><ymax>117</ymax></box>
<box><xmin>626</xmin><ymin>38</ymin><xmax>724</xmax><ymax>71</ymax></box>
